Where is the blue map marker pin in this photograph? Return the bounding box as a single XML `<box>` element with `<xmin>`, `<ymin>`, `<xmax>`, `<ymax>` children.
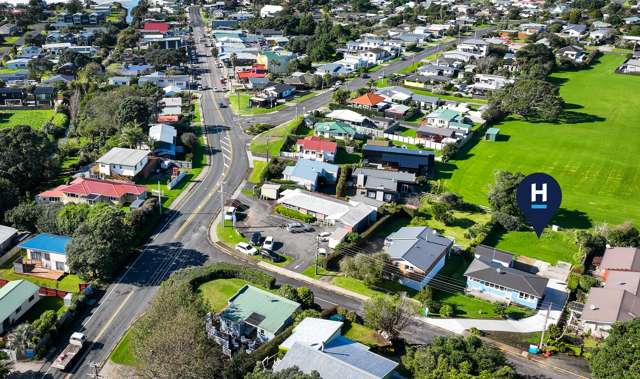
<box><xmin>516</xmin><ymin>173</ymin><xmax>562</xmax><ymax>238</ymax></box>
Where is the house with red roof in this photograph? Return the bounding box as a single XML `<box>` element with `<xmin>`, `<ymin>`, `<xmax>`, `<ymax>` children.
<box><xmin>296</xmin><ymin>136</ymin><xmax>337</xmax><ymax>163</ymax></box>
<box><xmin>236</xmin><ymin>64</ymin><xmax>268</xmax><ymax>82</ymax></box>
<box><xmin>143</xmin><ymin>21</ymin><xmax>170</xmax><ymax>34</ymax></box>
<box><xmin>37</xmin><ymin>177</ymin><xmax>147</xmax><ymax>206</ymax></box>
<box><xmin>349</xmin><ymin>92</ymin><xmax>387</xmax><ymax>110</ymax></box>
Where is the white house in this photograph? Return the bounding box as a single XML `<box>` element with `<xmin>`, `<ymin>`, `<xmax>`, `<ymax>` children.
<box><xmin>470</xmin><ymin>74</ymin><xmax>513</xmax><ymax>92</ymax></box>
<box><xmin>0</xmin><ymin>280</ymin><xmax>40</xmax><ymax>334</ymax></box>
<box><xmin>96</xmin><ymin>147</ymin><xmax>150</xmax><ymax>179</ymax></box>
<box><xmin>18</xmin><ymin>233</ymin><xmax>72</xmax><ymax>272</ymax></box>
<box><xmin>138</xmin><ymin>72</ymin><xmax>190</xmax><ymax>90</ymax></box>
<box><xmin>260</xmin><ymin>4</ymin><xmax>283</xmax><ymax>17</ymax></box>
<box><xmin>6</xmin><ymin>58</ymin><xmax>31</xmax><ymax>69</ymax></box>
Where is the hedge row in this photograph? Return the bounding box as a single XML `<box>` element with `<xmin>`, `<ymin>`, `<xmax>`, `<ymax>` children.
<box><xmin>168</xmin><ymin>262</ymin><xmax>276</xmax><ymax>291</ymax></box>
<box><xmin>273</xmin><ymin>204</ymin><xmax>315</xmax><ymax>223</ymax></box>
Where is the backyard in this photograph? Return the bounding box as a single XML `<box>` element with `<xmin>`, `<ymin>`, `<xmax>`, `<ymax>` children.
<box><xmin>249</xmin><ymin>117</ymin><xmax>303</xmax><ymax>157</ymax></box>
<box><xmin>228</xmin><ymin>92</ymin><xmax>286</xmax><ymax>115</ymax></box>
<box><xmin>197</xmin><ymin>278</ymin><xmax>248</xmax><ymax>312</ymax></box>
<box><xmin>0</xmin><ymin>109</ymin><xmax>56</xmax><ymax>130</ymax></box>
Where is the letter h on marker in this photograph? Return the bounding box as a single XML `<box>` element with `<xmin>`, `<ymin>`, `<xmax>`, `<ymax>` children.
<box><xmin>530</xmin><ymin>183</ymin><xmax>547</xmax><ymax>209</ymax></box>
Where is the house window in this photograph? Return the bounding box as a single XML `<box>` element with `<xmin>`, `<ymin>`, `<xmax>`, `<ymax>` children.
<box><xmin>28</xmin><ymin>295</ymin><xmax>34</xmax><ymax>302</ymax></box>
<box><xmin>44</xmin><ymin>253</ymin><xmax>50</xmax><ymax>261</ymax></box>
<box><xmin>56</xmin><ymin>262</ymin><xmax>65</xmax><ymax>271</ymax></box>
<box><xmin>15</xmin><ymin>306</ymin><xmax>21</xmax><ymax>314</ymax></box>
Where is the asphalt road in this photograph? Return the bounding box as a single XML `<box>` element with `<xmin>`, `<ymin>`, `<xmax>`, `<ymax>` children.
<box><xmin>28</xmin><ymin>14</ymin><xmax>590</xmax><ymax>379</ymax></box>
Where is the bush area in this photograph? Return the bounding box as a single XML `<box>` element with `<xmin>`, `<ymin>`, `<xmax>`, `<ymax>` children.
<box><xmin>273</xmin><ymin>204</ymin><xmax>315</xmax><ymax>223</ymax></box>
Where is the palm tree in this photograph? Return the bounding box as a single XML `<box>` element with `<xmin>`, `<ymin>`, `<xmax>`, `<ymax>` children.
<box><xmin>7</xmin><ymin>324</ymin><xmax>34</xmax><ymax>358</ymax></box>
<box><xmin>0</xmin><ymin>351</ymin><xmax>13</xmax><ymax>378</ymax></box>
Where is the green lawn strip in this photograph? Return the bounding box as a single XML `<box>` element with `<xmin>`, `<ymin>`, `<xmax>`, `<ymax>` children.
<box><xmin>334</xmin><ymin>148</ymin><xmax>362</xmax><ymax>164</ymax></box>
<box><xmin>398</xmin><ymin>61</ymin><xmax>424</xmax><ymax>75</ymax></box>
<box><xmin>250</xmin><ymin>117</ymin><xmax>302</xmax><ymax>157</ymax></box>
<box><xmin>197</xmin><ymin>278</ymin><xmax>248</xmax><ymax>312</ymax></box>
<box><xmin>248</xmin><ymin>160</ymin><xmax>267</xmax><ymax>184</ymax></box>
<box><xmin>110</xmin><ymin>328</ymin><xmax>137</xmax><ymax>366</ymax></box>
<box><xmin>0</xmin><ymin>67</ymin><xmax>22</xmax><ymax>74</ymax></box>
<box><xmin>301</xmin><ymin>265</ymin><xmax>338</xmax><ymax>280</ymax></box>
<box><xmin>0</xmin><ymin>109</ymin><xmax>56</xmax><ymax>130</ymax></box>
<box><xmin>19</xmin><ymin>297</ymin><xmax>66</xmax><ymax>323</ymax></box>
<box><xmin>400</xmin><ymin>128</ymin><xmax>417</xmax><ymax>137</ymax></box>
<box><xmin>343</xmin><ymin>323</ymin><xmax>387</xmax><ymax>347</ymax></box>
<box><xmin>229</xmin><ymin>92</ymin><xmax>285</xmax><ymax>115</ymax></box>
<box><xmin>216</xmin><ymin>221</ymin><xmax>249</xmax><ymax>246</ymax></box>
<box><xmin>441</xmin><ymin>54</ymin><xmax>640</xmax><ymax>226</ymax></box>
<box><xmin>484</xmin><ymin>229</ymin><xmax>578</xmax><ymax>264</ymax></box>
<box><xmin>403</xmin><ymin>86</ymin><xmax>487</xmax><ymax>105</ymax></box>
<box><xmin>192</xmin><ymin>98</ymin><xmax>202</xmax><ymax>124</ymax></box>
<box><xmin>2</xmin><ymin>36</ymin><xmax>20</xmax><ymax>45</ymax></box>
<box><xmin>374</xmin><ymin>78</ymin><xmax>389</xmax><ymax>87</ymax></box>
<box><xmin>0</xmin><ymin>252</ymin><xmax>83</xmax><ymax>292</ymax></box>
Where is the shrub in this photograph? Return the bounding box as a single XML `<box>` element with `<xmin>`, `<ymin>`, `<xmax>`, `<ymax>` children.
<box><xmin>170</xmin><ymin>262</ymin><xmax>276</xmax><ymax>290</ymax></box>
<box><xmin>440</xmin><ymin>304</ymin><xmax>455</xmax><ymax>317</ymax></box>
<box><xmin>415</xmin><ymin>286</ymin><xmax>433</xmax><ymax>306</ymax></box>
<box><xmin>273</xmin><ymin>204</ymin><xmax>315</xmax><ymax>223</ymax></box>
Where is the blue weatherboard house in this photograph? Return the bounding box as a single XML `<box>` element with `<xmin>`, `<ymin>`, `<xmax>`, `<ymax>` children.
<box><xmin>464</xmin><ymin>246</ymin><xmax>549</xmax><ymax>309</ymax></box>
<box><xmin>19</xmin><ymin>233</ymin><xmax>72</xmax><ymax>272</ymax></box>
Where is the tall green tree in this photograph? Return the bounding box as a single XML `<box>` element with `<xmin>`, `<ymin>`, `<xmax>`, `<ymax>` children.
<box><xmin>590</xmin><ymin>318</ymin><xmax>640</xmax><ymax>379</ymax></box>
<box><xmin>515</xmin><ymin>43</ymin><xmax>556</xmax><ymax>78</ymax></box>
<box><xmin>66</xmin><ymin>206</ymin><xmax>133</xmax><ymax>280</ymax></box>
<box><xmin>0</xmin><ymin>351</ymin><xmax>12</xmax><ymax>379</ymax></box>
<box><xmin>487</xmin><ymin>170</ymin><xmax>525</xmax><ymax>231</ymax></box>
<box><xmin>403</xmin><ymin>335</ymin><xmax>517</xmax><ymax>379</ymax></box>
<box><xmin>245</xmin><ymin>367</ymin><xmax>321</xmax><ymax>379</ymax></box>
<box><xmin>363</xmin><ymin>295</ymin><xmax>415</xmax><ymax>340</ymax></box>
<box><xmin>0</xmin><ymin>125</ymin><xmax>57</xmax><ymax>196</ymax></box>
<box><xmin>0</xmin><ymin>178</ymin><xmax>19</xmax><ymax>222</ymax></box>
<box><xmin>489</xmin><ymin>78</ymin><xmax>564</xmax><ymax>122</ymax></box>
<box><xmin>332</xmin><ymin>88</ymin><xmax>350</xmax><ymax>104</ymax></box>
<box><xmin>131</xmin><ymin>282</ymin><xmax>224</xmax><ymax>379</ymax></box>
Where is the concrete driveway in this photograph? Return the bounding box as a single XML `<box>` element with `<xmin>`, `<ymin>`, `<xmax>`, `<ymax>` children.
<box><xmin>235</xmin><ymin>193</ymin><xmax>332</xmax><ymax>272</ymax></box>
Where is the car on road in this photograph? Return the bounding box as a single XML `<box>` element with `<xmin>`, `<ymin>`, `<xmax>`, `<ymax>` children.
<box><xmin>286</xmin><ymin>222</ymin><xmax>313</xmax><ymax>233</ymax></box>
<box><xmin>213</xmin><ymin>87</ymin><xmax>219</xmax><ymax>92</ymax></box>
<box><xmin>219</xmin><ymin>101</ymin><xmax>226</xmax><ymax>108</ymax></box>
<box><xmin>361</xmin><ymin>73</ymin><xmax>370</xmax><ymax>78</ymax></box>
<box><xmin>262</xmin><ymin>236</ymin><xmax>274</xmax><ymax>250</ymax></box>
<box><xmin>261</xmin><ymin>248</ymin><xmax>285</xmax><ymax>263</ymax></box>
<box><xmin>317</xmin><ymin>231</ymin><xmax>331</xmax><ymax>242</ymax></box>
<box><xmin>250</xmin><ymin>232</ymin><xmax>262</xmax><ymax>245</ymax></box>
<box><xmin>236</xmin><ymin>242</ymin><xmax>257</xmax><ymax>256</ymax></box>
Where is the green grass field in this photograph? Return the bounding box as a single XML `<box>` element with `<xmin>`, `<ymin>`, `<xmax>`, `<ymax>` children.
<box><xmin>484</xmin><ymin>228</ymin><xmax>578</xmax><ymax>264</ymax></box>
<box><xmin>110</xmin><ymin>329</ymin><xmax>137</xmax><ymax>366</ymax></box>
<box><xmin>343</xmin><ymin>323</ymin><xmax>388</xmax><ymax>347</ymax></box>
<box><xmin>216</xmin><ymin>221</ymin><xmax>248</xmax><ymax>246</ymax></box>
<box><xmin>250</xmin><ymin>117</ymin><xmax>302</xmax><ymax>157</ymax></box>
<box><xmin>0</xmin><ymin>109</ymin><xmax>56</xmax><ymax>130</ymax></box>
<box><xmin>0</xmin><ymin>251</ymin><xmax>83</xmax><ymax>292</ymax></box>
<box><xmin>442</xmin><ymin>54</ymin><xmax>639</xmax><ymax>226</ymax></box>
<box><xmin>197</xmin><ymin>278</ymin><xmax>248</xmax><ymax>312</ymax></box>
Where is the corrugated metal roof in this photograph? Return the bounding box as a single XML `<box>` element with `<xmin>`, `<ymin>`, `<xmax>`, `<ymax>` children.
<box><xmin>0</xmin><ymin>280</ymin><xmax>39</xmax><ymax>323</ymax></box>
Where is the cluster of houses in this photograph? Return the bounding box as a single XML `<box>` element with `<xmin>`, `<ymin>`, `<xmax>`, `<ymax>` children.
<box><xmin>571</xmin><ymin>247</ymin><xmax>640</xmax><ymax>338</ymax></box>
<box><xmin>208</xmin><ymin>284</ymin><xmax>398</xmax><ymax>379</ymax></box>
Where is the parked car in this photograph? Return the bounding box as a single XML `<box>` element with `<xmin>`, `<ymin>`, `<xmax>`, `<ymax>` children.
<box><xmin>262</xmin><ymin>236</ymin><xmax>274</xmax><ymax>250</ymax></box>
<box><xmin>286</xmin><ymin>222</ymin><xmax>312</xmax><ymax>233</ymax></box>
<box><xmin>213</xmin><ymin>87</ymin><xmax>219</xmax><ymax>92</ymax></box>
<box><xmin>261</xmin><ymin>248</ymin><xmax>285</xmax><ymax>263</ymax></box>
<box><xmin>219</xmin><ymin>101</ymin><xmax>226</xmax><ymax>108</ymax></box>
<box><xmin>235</xmin><ymin>242</ymin><xmax>257</xmax><ymax>255</ymax></box>
<box><xmin>317</xmin><ymin>231</ymin><xmax>330</xmax><ymax>242</ymax></box>
<box><xmin>250</xmin><ymin>232</ymin><xmax>262</xmax><ymax>245</ymax></box>
<box><xmin>317</xmin><ymin>248</ymin><xmax>328</xmax><ymax>256</ymax></box>
<box><xmin>361</xmin><ymin>73</ymin><xmax>370</xmax><ymax>78</ymax></box>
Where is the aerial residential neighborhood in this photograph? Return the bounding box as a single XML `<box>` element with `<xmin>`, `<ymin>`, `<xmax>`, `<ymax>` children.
<box><xmin>0</xmin><ymin>0</ymin><xmax>638</xmax><ymax>378</ymax></box>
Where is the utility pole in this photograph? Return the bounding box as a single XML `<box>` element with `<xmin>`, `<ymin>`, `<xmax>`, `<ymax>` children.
<box><xmin>157</xmin><ymin>180</ymin><xmax>162</xmax><ymax>215</ymax></box>
<box><xmin>88</xmin><ymin>361</ymin><xmax>101</xmax><ymax>379</ymax></box>
<box><xmin>266</xmin><ymin>136</ymin><xmax>271</xmax><ymax>162</ymax></box>
<box><xmin>538</xmin><ymin>302</ymin><xmax>553</xmax><ymax>350</ymax></box>
<box><xmin>315</xmin><ymin>234</ymin><xmax>319</xmax><ymax>275</ymax></box>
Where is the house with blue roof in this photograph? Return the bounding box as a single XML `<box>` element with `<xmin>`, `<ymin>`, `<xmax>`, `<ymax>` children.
<box><xmin>276</xmin><ymin>317</ymin><xmax>398</xmax><ymax>379</ymax></box>
<box><xmin>283</xmin><ymin>159</ymin><xmax>339</xmax><ymax>191</ymax></box>
<box><xmin>19</xmin><ymin>234</ymin><xmax>72</xmax><ymax>273</ymax></box>
<box><xmin>363</xmin><ymin>144</ymin><xmax>434</xmax><ymax>176</ymax></box>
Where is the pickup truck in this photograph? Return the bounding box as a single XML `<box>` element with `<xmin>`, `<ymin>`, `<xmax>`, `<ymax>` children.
<box><xmin>52</xmin><ymin>332</ymin><xmax>86</xmax><ymax>371</ymax></box>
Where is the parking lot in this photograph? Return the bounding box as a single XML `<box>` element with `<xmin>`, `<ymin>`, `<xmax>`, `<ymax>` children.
<box><xmin>235</xmin><ymin>194</ymin><xmax>332</xmax><ymax>272</ymax></box>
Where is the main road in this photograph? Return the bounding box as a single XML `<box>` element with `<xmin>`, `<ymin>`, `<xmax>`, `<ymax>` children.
<box><xmin>32</xmin><ymin>11</ymin><xmax>588</xmax><ymax>379</ymax></box>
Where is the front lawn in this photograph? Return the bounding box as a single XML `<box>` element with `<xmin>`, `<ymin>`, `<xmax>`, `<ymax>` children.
<box><xmin>110</xmin><ymin>329</ymin><xmax>137</xmax><ymax>366</ymax></box>
<box><xmin>411</xmin><ymin>206</ymin><xmax>492</xmax><ymax>249</ymax></box>
<box><xmin>441</xmin><ymin>54</ymin><xmax>640</xmax><ymax>226</ymax></box>
<box><xmin>0</xmin><ymin>109</ymin><xmax>56</xmax><ymax>130</ymax></box>
<box><xmin>197</xmin><ymin>278</ymin><xmax>248</xmax><ymax>312</ymax></box>
<box><xmin>334</xmin><ymin>148</ymin><xmax>362</xmax><ymax>164</ymax></box>
<box><xmin>403</xmin><ymin>86</ymin><xmax>487</xmax><ymax>105</ymax></box>
<box><xmin>192</xmin><ymin>98</ymin><xmax>202</xmax><ymax>124</ymax></box>
<box><xmin>229</xmin><ymin>92</ymin><xmax>286</xmax><ymax>115</ymax></box>
<box><xmin>0</xmin><ymin>252</ymin><xmax>84</xmax><ymax>293</ymax></box>
<box><xmin>290</xmin><ymin>91</ymin><xmax>318</xmax><ymax>104</ymax></box>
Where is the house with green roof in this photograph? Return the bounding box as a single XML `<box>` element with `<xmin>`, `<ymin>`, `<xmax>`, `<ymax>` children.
<box><xmin>424</xmin><ymin>108</ymin><xmax>472</xmax><ymax>132</ymax></box>
<box><xmin>314</xmin><ymin>121</ymin><xmax>357</xmax><ymax>140</ymax></box>
<box><xmin>257</xmin><ymin>51</ymin><xmax>297</xmax><ymax>74</ymax></box>
<box><xmin>220</xmin><ymin>285</ymin><xmax>300</xmax><ymax>342</ymax></box>
<box><xmin>0</xmin><ymin>280</ymin><xmax>40</xmax><ymax>334</ymax></box>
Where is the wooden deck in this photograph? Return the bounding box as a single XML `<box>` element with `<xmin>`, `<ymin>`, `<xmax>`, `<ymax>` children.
<box><xmin>22</xmin><ymin>267</ymin><xmax>65</xmax><ymax>280</ymax></box>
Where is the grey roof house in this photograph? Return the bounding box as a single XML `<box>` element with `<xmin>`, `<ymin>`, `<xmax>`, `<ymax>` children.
<box><xmin>283</xmin><ymin>159</ymin><xmax>339</xmax><ymax>191</ymax></box>
<box><xmin>276</xmin><ymin>318</ymin><xmax>398</xmax><ymax>379</ymax></box>
<box><xmin>384</xmin><ymin>226</ymin><xmax>453</xmax><ymax>290</ymax></box>
<box><xmin>353</xmin><ymin>168</ymin><xmax>417</xmax><ymax>203</ymax></box>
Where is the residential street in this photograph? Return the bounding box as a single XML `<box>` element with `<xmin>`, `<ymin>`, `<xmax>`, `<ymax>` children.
<box><xmin>26</xmin><ymin>10</ymin><xmax>591</xmax><ymax>379</ymax></box>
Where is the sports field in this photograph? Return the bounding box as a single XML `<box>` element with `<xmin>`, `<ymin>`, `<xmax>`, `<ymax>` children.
<box><xmin>441</xmin><ymin>54</ymin><xmax>640</xmax><ymax>226</ymax></box>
